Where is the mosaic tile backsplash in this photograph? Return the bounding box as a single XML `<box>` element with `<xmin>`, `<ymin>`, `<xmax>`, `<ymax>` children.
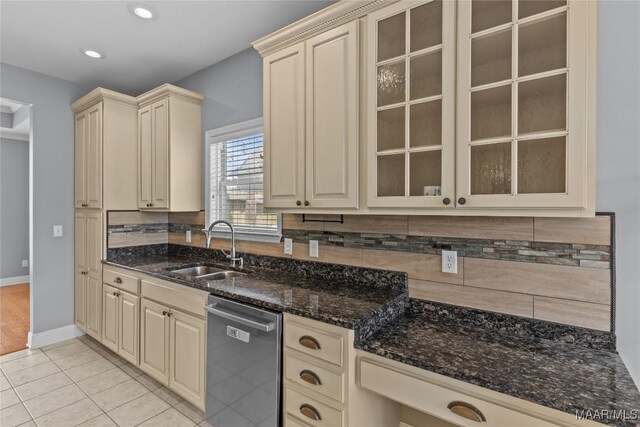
<box><xmin>107</xmin><ymin>211</ymin><xmax>614</xmax><ymax>333</ymax></box>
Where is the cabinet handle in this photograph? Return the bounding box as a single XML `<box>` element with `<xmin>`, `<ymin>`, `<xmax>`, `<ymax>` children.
<box><xmin>443</xmin><ymin>198</ymin><xmax>451</xmax><ymax>205</ymax></box>
<box><xmin>81</xmin><ymin>203</ymin><xmax>88</xmax><ymax>207</ymax></box>
<box><xmin>458</xmin><ymin>197</ymin><xmax>467</xmax><ymax>205</ymax></box>
<box><xmin>149</xmin><ymin>203</ymin><xmax>153</xmax><ymax>207</ymax></box>
<box><xmin>298</xmin><ymin>335</ymin><xmax>321</xmax><ymax>350</ymax></box>
<box><xmin>296</xmin><ymin>200</ymin><xmax>302</xmax><ymax>206</ymax></box>
<box><xmin>162</xmin><ymin>310</ymin><xmax>168</xmax><ymax>316</ymax></box>
<box><xmin>114</xmin><ymin>277</ymin><xmax>122</xmax><ymax>284</ymax></box>
<box><xmin>167</xmin><ymin>311</ymin><xmax>172</xmax><ymax>317</ymax></box>
<box><xmin>447</xmin><ymin>401</ymin><xmax>486</xmax><ymax>422</ymax></box>
<box><xmin>304</xmin><ymin>201</ymin><xmax>310</xmax><ymax>207</ymax></box>
<box><xmin>299</xmin><ymin>370</ymin><xmax>322</xmax><ymax>386</ymax></box>
<box><xmin>299</xmin><ymin>404</ymin><xmax>321</xmax><ymax>421</ymax></box>
<box><xmin>112</xmin><ymin>291</ymin><xmax>118</xmax><ymax>296</ymax></box>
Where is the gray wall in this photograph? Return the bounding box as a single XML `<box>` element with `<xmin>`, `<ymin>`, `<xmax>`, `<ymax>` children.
<box><xmin>173</xmin><ymin>48</ymin><xmax>263</xmax><ymax>207</ymax></box>
<box><xmin>0</xmin><ymin>63</ymin><xmax>87</xmax><ymax>334</ymax></box>
<box><xmin>0</xmin><ymin>137</ymin><xmax>29</xmax><ymax>279</ymax></box>
<box><xmin>596</xmin><ymin>0</ymin><xmax>640</xmax><ymax>386</ymax></box>
<box><xmin>173</xmin><ymin>2</ymin><xmax>640</xmax><ymax>387</ymax></box>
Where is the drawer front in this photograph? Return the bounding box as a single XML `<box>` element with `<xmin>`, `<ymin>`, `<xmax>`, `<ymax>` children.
<box><xmin>285</xmin><ymin>322</ymin><xmax>343</xmax><ymax>367</ymax></box>
<box><xmin>141</xmin><ymin>280</ymin><xmax>206</xmax><ymax>318</ymax></box>
<box><xmin>103</xmin><ymin>268</ymin><xmax>139</xmax><ymax>294</ymax></box>
<box><xmin>285</xmin><ymin>353</ymin><xmax>344</xmax><ymax>403</ymax></box>
<box><xmin>360</xmin><ymin>359</ymin><xmax>557</xmax><ymax>427</ymax></box>
<box><xmin>285</xmin><ymin>387</ymin><xmax>343</xmax><ymax>427</ymax></box>
<box><xmin>285</xmin><ymin>415</ymin><xmax>312</xmax><ymax>427</ymax></box>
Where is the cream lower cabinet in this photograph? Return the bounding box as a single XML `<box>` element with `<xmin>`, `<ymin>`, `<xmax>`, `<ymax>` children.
<box><xmin>74</xmin><ymin>211</ymin><xmax>102</xmax><ymax>340</ymax></box>
<box><xmin>139</xmin><ymin>296</ymin><xmax>206</xmax><ymax>409</ymax></box>
<box><xmin>102</xmin><ymin>283</ymin><xmax>139</xmax><ymax>365</ymax></box>
<box><xmin>262</xmin><ymin>20</ymin><xmax>359</xmax><ymax>211</ymax></box>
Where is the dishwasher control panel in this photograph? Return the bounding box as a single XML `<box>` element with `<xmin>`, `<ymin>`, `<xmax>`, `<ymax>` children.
<box><xmin>227</xmin><ymin>325</ymin><xmax>250</xmax><ymax>343</ymax></box>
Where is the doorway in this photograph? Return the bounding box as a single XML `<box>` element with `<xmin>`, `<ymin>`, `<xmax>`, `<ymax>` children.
<box><xmin>0</xmin><ymin>97</ymin><xmax>32</xmax><ymax>355</ymax></box>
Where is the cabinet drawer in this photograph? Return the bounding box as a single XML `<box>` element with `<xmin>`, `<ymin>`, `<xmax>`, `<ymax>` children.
<box><xmin>285</xmin><ymin>387</ymin><xmax>343</xmax><ymax>427</ymax></box>
<box><xmin>141</xmin><ymin>279</ymin><xmax>207</xmax><ymax>318</ymax></box>
<box><xmin>285</xmin><ymin>415</ymin><xmax>312</xmax><ymax>427</ymax></box>
<box><xmin>285</xmin><ymin>353</ymin><xmax>344</xmax><ymax>403</ymax></box>
<box><xmin>360</xmin><ymin>359</ymin><xmax>557</xmax><ymax>427</ymax></box>
<box><xmin>103</xmin><ymin>268</ymin><xmax>139</xmax><ymax>294</ymax></box>
<box><xmin>285</xmin><ymin>322</ymin><xmax>343</xmax><ymax>367</ymax></box>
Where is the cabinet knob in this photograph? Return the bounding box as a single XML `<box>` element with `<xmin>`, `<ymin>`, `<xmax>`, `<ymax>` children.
<box><xmin>298</xmin><ymin>335</ymin><xmax>321</xmax><ymax>350</ymax></box>
<box><xmin>447</xmin><ymin>401</ymin><xmax>486</xmax><ymax>422</ymax></box>
<box><xmin>299</xmin><ymin>370</ymin><xmax>322</xmax><ymax>386</ymax></box>
<box><xmin>296</xmin><ymin>200</ymin><xmax>302</xmax><ymax>206</ymax></box>
<box><xmin>112</xmin><ymin>291</ymin><xmax>118</xmax><ymax>296</ymax></box>
<box><xmin>443</xmin><ymin>198</ymin><xmax>451</xmax><ymax>205</ymax></box>
<box><xmin>304</xmin><ymin>201</ymin><xmax>310</xmax><ymax>207</ymax></box>
<box><xmin>167</xmin><ymin>311</ymin><xmax>172</xmax><ymax>317</ymax></box>
<box><xmin>162</xmin><ymin>311</ymin><xmax>168</xmax><ymax>316</ymax></box>
<box><xmin>299</xmin><ymin>404</ymin><xmax>322</xmax><ymax>421</ymax></box>
<box><xmin>458</xmin><ymin>197</ymin><xmax>467</xmax><ymax>205</ymax></box>
<box><xmin>114</xmin><ymin>277</ymin><xmax>122</xmax><ymax>284</ymax></box>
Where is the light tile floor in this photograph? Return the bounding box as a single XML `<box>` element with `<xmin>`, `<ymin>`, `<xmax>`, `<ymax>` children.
<box><xmin>0</xmin><ymin>335</ymin><xmax>212</xmax><ymax>427</ymax></box>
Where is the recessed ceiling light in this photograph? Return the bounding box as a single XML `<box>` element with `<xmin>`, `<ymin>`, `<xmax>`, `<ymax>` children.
<box><xmin>128</xmin><ymin>4</ymin><xmax>157</xmax><ymax>20</ymax></box>
<box><xmin>82</xmin><ymin>49</ymin><xmax>104</xmax><ymax>59</ymax></box>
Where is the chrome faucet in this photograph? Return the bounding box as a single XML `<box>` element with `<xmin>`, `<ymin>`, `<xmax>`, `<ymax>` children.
<box><xmin>203</xmin><ymin>220</ymin><xmax>243</xmax><ymax>268</ymax></box>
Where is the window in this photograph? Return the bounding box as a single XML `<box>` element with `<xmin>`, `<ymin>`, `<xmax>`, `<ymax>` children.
<box><xmin>205</xmin><ymin>118</ymin><xmax>281</xmax><ymax>242</ymax></box>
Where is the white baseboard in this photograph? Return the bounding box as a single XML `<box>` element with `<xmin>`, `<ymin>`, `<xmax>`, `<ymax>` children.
<box><xmin>28</xmin><ymin>324</ymin><xmax>85</xmax><ymax>349</ymax></box>
<box><xmin>0</xmin><ymin>275</ymin><xmax>30</xmax><ymax>286</ymax></box>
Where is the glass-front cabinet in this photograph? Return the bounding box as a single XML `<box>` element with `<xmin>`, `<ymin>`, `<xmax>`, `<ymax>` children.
<box><xmin>367</xmin><ymin>0</ymin><xmax>456</xmax><ymax>208</ymax></box>
<box><xmin>456</xmin><ymin>0</ymin><xmax>594</xmax><ymax>210</ymax></box>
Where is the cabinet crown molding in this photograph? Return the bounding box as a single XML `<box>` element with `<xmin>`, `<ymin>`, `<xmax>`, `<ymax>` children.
<box><xmin>252</xmin><ymin>0</ymin><xmax>397</xmax><ymax>56</ymax></box>
<box><xmin>136</xmin><ymin>83</ymin><xmax>204</xmax><ymax>107</ymax></box>
<box><xmin>72</xmin><ymin>87</ymin><xmax>137</xmax><ymax>112</ymax></box>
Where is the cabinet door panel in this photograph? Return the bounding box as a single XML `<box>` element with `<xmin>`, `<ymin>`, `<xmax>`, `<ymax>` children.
<box><xmin>263</xmin><ymin>44</ymin><xmax>306</xmax><ymax>208</ymax></box>
<box><xmin>456</xmin><ymin>0</ymin><xmax>590</xmax><ymax>209</ymax></box>
<box><xmin>119</xmin><ymin>291</ymin><xmax>139</xmax><ymax>365</ymax></box>
<box><xmin>368</xmin><ymin>0</ymin><xmax>456</xmax><ymax>208</ymax></box>
<box><xmin>102</xmin><ymin>284</ymin><xmax>119</xmax><ymax>352</ymax></box>
<box><xmin>138</xmin><ymin>106</ymin><xmax>153</xmax><ymax>208</ymax></box>
<box><xmin>151</xmin><ymin>99</ymin><xmax>169</xmax><ymax>209</ymax></box>
<box><xmin>85</xmin><ymin>212</ymin><xmax>102</xmax><ymax>339</ymax></box>
<box><xmin>140</xmin><ymin>298</ymin><xmax>170</xmax><ymax>385</ymax></box>
<box><xmin>75</xmin><ymin>268</ymin><xmax>87</xmax><ymax>331</ymax></box>
<box><xmin>305</xmin><ymin>21</ymin><xmax>359</xmax><ymax>209</ymax></box>
<box><xmin>169</xmin><ymin>310</ymin><xmax>205</xmax><ymax>408</ymax></box>
<box><xmin>86</xmin><ymin>103</ymin><xmax>103</xmax><ymax>208</ymax></box>
<box><xmin>74</xmin><ymin>212</ymin><xmax>87</xmax><ymax>330</ymax></box>
<box><xmin>75</xmin><ymin>112</ymin><xmax>87</xmax><ymax>207</ymax></box>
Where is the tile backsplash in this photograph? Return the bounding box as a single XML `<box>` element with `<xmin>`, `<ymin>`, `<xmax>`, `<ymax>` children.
<box><xmin>107</xmin><ymin>211</ymin><xmax>614</xmax><ymax>333</ymax></box>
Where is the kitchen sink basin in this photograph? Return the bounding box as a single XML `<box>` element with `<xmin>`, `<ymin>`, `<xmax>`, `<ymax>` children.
<box><xmin>171</xmin><ymin>266</ymin><xmax>225</xmax><ymax>277</ymax></box>
<box><xmin>170</xmin><ymin>265</ymin><xmax>246</xmax><ymax>280</ymax></box>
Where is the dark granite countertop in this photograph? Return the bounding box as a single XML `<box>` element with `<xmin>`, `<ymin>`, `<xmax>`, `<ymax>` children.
<box><xmin>103</xmin><ymin>246</ymin><xmax>408</xmax><ymax>343</ymax></box>
<box><xmin>358</xmin><ymin>300</ymin><xmax>640</xmax><ymax>426</ymax></box>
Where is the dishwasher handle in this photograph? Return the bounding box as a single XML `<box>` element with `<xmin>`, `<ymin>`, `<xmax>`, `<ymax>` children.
<box><xmin>204</xmin><ymin>304</ymin><xmax>276</xmax><ymax>332</ymax></box>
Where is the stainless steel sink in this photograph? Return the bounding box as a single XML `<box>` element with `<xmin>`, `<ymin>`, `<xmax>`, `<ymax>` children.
<box><xmin>201</xmin><ymin>271</ymin><xmax>246</xmax><ymax>280</ymax></box>
<box><xmin>170</xmin><ymin>265</ymin><xmax>246</xmax><ymax>280</ymax></box>
<box><xmin>171</xmin><ymin>266</ymin><xmax>225</xmax><ymax>277</ymax></box>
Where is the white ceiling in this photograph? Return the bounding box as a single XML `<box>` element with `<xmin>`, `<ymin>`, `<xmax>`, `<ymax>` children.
<box><xmin>0</xmin><ymin>1</ymin><xmax>333</xmax><ymax>94</ymax></box>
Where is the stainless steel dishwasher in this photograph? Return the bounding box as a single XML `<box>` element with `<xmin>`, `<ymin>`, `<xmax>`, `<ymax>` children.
<box><xmin>204</xmin><ymin>295</ymin><xmax>282</xmax><ymax>427</ymax></box>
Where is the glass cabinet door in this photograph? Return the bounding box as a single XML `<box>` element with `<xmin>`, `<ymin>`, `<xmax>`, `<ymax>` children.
<box><xmin>368</xmin><ymin>0</ymin><xmax>455</xmax><ymax>208</ymax></box>
<box><xmin>456</xmin><ymin>0</ymin><xmax>593</xmax><ymax>209</ymax></box>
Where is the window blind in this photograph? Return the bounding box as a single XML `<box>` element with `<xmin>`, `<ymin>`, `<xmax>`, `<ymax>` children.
<box><xmin>209</xmin><ymin>133</ymin><xmax>279</xmax><ymax>235</ymax></box>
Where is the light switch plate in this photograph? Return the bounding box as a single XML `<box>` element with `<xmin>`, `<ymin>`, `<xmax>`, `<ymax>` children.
<box><xmin>441</xmin><ymin>250</ymin><xmax>458</xmax><ymax>274</ymax></box>
<box><xmin>284</xmin><ymin>238</ymin><xmax>293</xmax><ymax>255</ymax></box>
<box><xmin>309</xmin><ymin>240</ymin><xmax>319</xmax><ymax>258</ymax></box>
<box><xmin>186</xmin><ymin>230</ymin><xmax>192</xmax><ymax>243</ymax></box>
<box><xmin>53</xmin><ymin>225</ymin><xmax>63</xmax><ymax>237</ymax></box>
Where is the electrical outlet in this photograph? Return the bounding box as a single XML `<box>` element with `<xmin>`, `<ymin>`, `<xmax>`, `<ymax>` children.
<box><xmin>284</xmin><ymin>238</ymin><xmax>293</xmax><ymax>255</ymax></box>
<box><xmin>441</xmin><ymin>250</ymin><xmax>458</xmax><ymax>274</ymax></box>
<box><xmin>53</xmin><ymin>225</ymin><xmax>63</xmax><ymax>237</ymax></box>
<box><xmin>186</xmin><ymin>230</ymin><xmax>192</xmax><ymax>243</ymax></box>
<box><xmin>309</xmin><ymin>240</ymin><xmax>319</xmax><ymax>258</ymax></box>
<box><xmin>22</xmin><ymin>260</ymin><xmax>28</xmax><ymax>267</ymax></box>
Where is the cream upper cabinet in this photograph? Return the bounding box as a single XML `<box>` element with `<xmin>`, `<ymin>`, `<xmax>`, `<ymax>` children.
<box><xmin>74</xmin><ymin>210</ymin><xmax>102</xmax><ymax>339</ymax></box>
<box><xmin>455</xmin><ymin>0</ymin><xmax>595</xmax><ymax>211</ymax></box>
<box><xmin>263</xmin><ymin>44</ymin><xmax>306</xmax><ymax>209</ymax></box>
<box><xmin>367</xmin><ymin>0</ymin><xmax>456</xmax><ymax>209</ymax></box>
<box><xmin>137</xmin><ymin>84</ymin><xmax>203</xmax><ymax>212</ymax></box>
<box><xmin>262</xmin><ymin>21</ymin><xmax>360</xmax><ymax>210</ymax></box>
<box><xmin>75</xmin><ymin>103</ymin><xmax>103</xmax><ymax>208</ymax></box>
